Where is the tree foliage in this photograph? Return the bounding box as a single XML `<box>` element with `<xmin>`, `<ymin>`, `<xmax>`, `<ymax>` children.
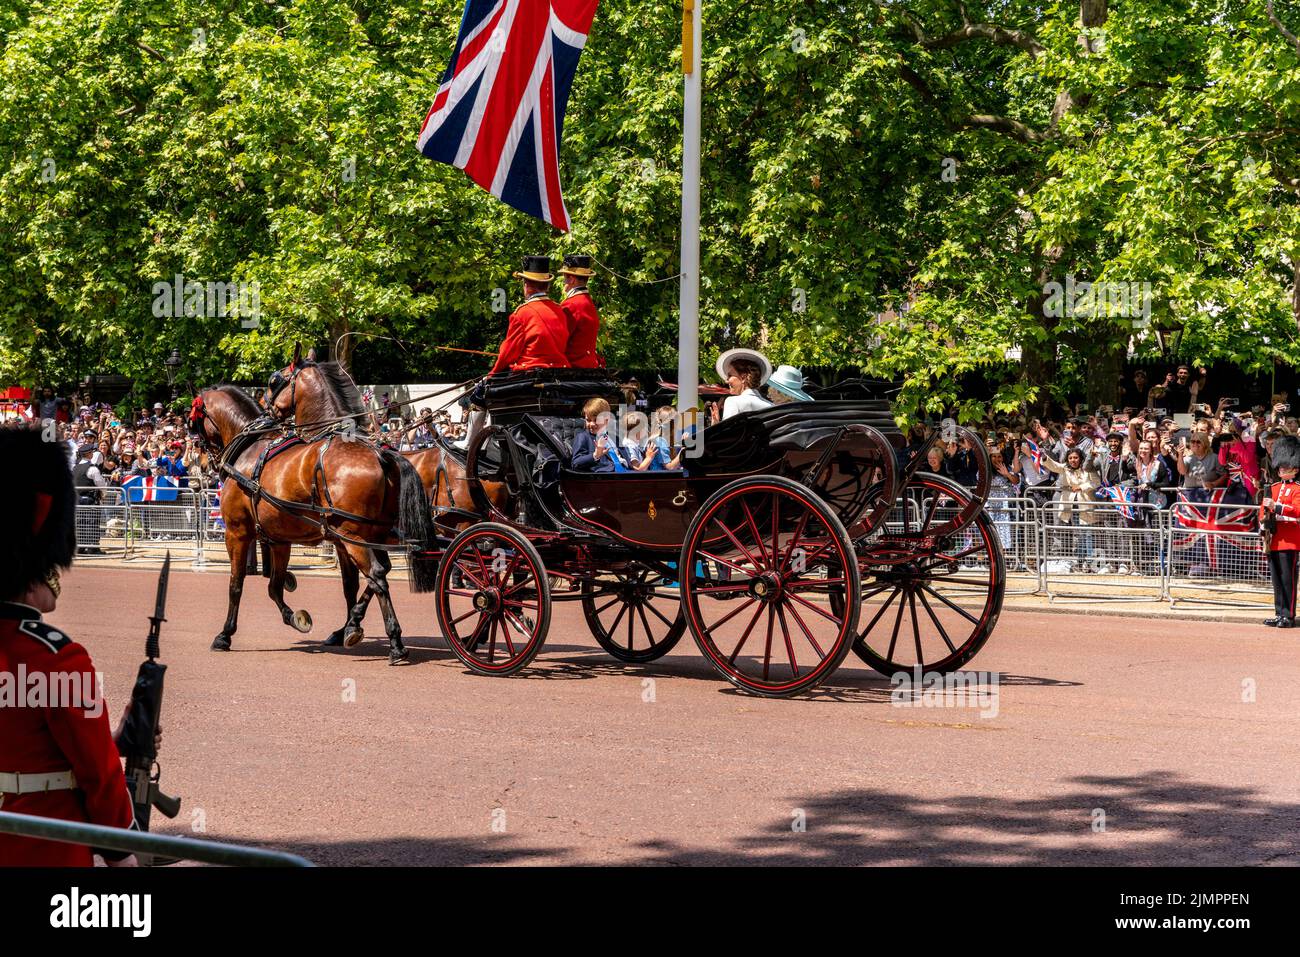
<box><xmin>1</xmin><ymin>0</ymin><xmax>1298</xmax><ymax>420</ymax></box>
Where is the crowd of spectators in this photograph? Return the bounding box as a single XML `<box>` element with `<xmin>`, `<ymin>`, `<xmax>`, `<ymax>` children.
<box><xmin>9</xmin><ymin>365</ymin><xmax>1292</xmax><ymax>573</ymax></box>
<box><xmin>911</xmin><ymin>365</ymin><xmax>1291</xmax><ymax>576</ymax></box>
<box><xmin>3</xmin><ymin>392</ymin><xmax>218</xmax><ymax>489</ymax></box>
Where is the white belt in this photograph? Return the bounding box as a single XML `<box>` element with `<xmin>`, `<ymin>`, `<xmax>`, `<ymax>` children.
<box><xmin>0</xmin><ymin>770</ymin><xmax>77</xmax><ymax>794</ymax></box>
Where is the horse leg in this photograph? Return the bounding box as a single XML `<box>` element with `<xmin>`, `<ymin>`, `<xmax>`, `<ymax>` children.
<box><xmin>366</xmin><ymin>548</ymin><xmax>408</xmax><ymax>665</ymax></box>
<box><xmin>213</xmin><ymin>530</ymin><xmax>252</xmax><ymax>651</ymax></box>
<box><xmin>324</xmin><ymin>545</ymin><xmax>369</xmax><ymax>648</ymax></box>
<box><xmin>267</xmin><ymin>542</ymin><xmax>312</xmax><ymax>634</ymax></box>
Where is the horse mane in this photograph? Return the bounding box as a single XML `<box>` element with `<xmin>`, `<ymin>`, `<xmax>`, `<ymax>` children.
<box><xmin>310</xmin><ymin>361</ymin><xmax>366</xmax><ymax>417</ymax></box>
<box><xmin>208</xmin><ymin>385</ymin><xmax>261</xmax><ymax>424</ymax></box>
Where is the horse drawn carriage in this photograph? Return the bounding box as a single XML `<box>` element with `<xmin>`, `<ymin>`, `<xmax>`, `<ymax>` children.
<box><xmin>193</xmin><ymin>363</ymin><xmax>1004</xmax><ymax>697</ymax></box>
<box><xmin>434</xmin><ymin>369</ymin><xmax>1005</xmax><ymax>697</ymax></box>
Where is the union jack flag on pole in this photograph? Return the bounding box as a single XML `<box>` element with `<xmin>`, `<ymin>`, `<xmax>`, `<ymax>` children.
<box><xmin>417</xmin><ymin>0</ymin><xmax>601</xmax><ymax>232</ymax></box>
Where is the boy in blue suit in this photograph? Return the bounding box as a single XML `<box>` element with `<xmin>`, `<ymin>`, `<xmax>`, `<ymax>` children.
<box><xmin>571</xmin><ymin>398</ymin><xmax>624</xmax><ymax>472</ymax></box>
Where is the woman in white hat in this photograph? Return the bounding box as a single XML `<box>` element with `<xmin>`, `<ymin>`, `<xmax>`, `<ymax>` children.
<box><xmin>766</xmin><ymin>365</ymin><xmax>813</xmax><ymax>404</ymax></box>
<box><xmin>715</xmin><ymin>348</ymin><xmax>774</xmax><ymax>421</ymax></box>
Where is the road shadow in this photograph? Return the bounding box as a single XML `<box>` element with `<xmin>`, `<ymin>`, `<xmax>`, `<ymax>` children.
<box><xmin>721</xmin><ymin>669</ymin><xmax>1083</xmax><ymax>704</ymax></box>
<box><xmin>629</xmin><ymin>771</ymin><xmax>1300</xmax><ymax>866</ymax></box>
<box><xmin>218</xmin><ymin>771</ymin><xmax>1300</xmax><ymax>866</ymax></box>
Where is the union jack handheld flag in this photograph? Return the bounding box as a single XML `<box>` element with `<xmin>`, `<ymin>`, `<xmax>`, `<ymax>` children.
<box><xmin>417</xmin><ymin>0</ymin><xmax>601</xmax><ymax>232</ymax></box>
<box><xmin>1094</xmin><ymin>484</ymin><xmax>1140</xmax><ymax>523</ymax></box>
<box><xmin>1023</xmin><ymin>438</ymin><xmax>1044</xmax><ymax>473</ymax></box>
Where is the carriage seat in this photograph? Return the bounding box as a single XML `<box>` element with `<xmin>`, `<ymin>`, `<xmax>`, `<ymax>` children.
<box><xmin>527</xmin><ymin>415</ymin><xmax>589</xmax><ymax>460</ymax></box>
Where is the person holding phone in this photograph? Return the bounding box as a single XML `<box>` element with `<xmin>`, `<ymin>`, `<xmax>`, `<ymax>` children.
<box><xmin>1178</xmin><ymin>433</ymin><xmax>1227</xmax><ymax>489</ymax></box>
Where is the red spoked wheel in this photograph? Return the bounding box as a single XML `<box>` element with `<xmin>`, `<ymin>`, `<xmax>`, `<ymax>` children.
<box><xmin>435</xmin><ymin>523</ymin><xmax>551</xmax><ymax>676</ymax></box>
<box><xmin>680</xmin><ymin>475</ymin><xmax>861</xmax><ymax>697</ymax></box>
<box><xmin>849</xmin><ymin>473</ymin><xmax>1004</xmax><ymax>676</ymax></box>
<box><xmin>581</xmin><ymin>565</ymin><xmax>687</xmax><ymax>663</ymax></box>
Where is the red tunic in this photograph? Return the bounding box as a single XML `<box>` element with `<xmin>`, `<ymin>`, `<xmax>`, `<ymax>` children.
<box><xmin>562</xmin><ymin>289</ymin><xmax>603</xmax><ymax>368</ymax></box>
<box><xmin>0</xmin><ymin>603</ymin><xmax>135</xmax><ymax>866</ymax></box>
<box><xmin>1268</xmin><ymin>480</ymin><xmax>1300</xmax><ymax>551</ymax></box>
<box><xmin>489</xmin><ymin>296</ymin><xmax>571</xmax><ymax>375</ymax></box>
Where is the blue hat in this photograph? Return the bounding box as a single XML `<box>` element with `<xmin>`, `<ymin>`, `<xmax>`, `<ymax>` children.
<box><xmin>768</xmin><ymin>365</ymin><xmax>813</xmax><ymax>403</ymax></box>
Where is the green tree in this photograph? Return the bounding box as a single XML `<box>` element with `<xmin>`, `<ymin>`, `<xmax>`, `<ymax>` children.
<box><xmin>0</xmin><ymin>0</ymin><xmax>1296</xmax><ymax>423</ymax></box>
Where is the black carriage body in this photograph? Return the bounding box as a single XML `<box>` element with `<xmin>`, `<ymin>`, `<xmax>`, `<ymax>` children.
<box><xmin>445</xmin><ymin>370</ymin><xmax>1004</xmax><ymax>696</ymax></box>
<box><xmin>476</xmin><ymin>391</ymin><xmax>909</xmax><ymax>553</ymax></box>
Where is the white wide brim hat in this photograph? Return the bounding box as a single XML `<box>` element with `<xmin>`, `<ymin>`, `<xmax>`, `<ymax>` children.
<box><xmin>715</xmin><ymin>348</ymin><xmax>773</xmax><ymax>386</ymax></box>
<box><xmin>768</xmin><ymin>365</ymin><xmax>813</xmax><ymax>402</ymax></box>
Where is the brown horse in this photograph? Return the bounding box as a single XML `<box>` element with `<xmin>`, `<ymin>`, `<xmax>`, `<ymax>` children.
<box><xmin>263</xmin><ymin>352</ymin><xmax>509</xmax><ymax>529</ymax></box>
<box><xmin>188</xmin><ymin>385</ymin><xmax>438</xmax><ymax>664</ymax></box>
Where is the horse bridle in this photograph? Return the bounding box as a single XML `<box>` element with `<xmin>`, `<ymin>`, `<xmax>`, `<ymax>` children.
<box><xmin>264</xmin><ymin>362</ymin><xmax>304</xmax><ymax>418</ymax></box>
<box><xmin>188</xmin><ymin>394</ymin><xmax>220</xmax><ymax>452</ymax></box>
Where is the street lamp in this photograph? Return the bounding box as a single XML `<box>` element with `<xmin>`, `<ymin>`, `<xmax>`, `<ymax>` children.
<box><xmin>1152</xmin><ymin>318</ymin><xmax>1184</xmax><ymax>359</ymax></box>
<box><xmin>163</xmin><ymin>348</ymin><xmax>182</xmax><ymax>401</ymax></box>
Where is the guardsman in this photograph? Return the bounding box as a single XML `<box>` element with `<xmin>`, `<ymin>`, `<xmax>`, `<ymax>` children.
<box><xmin>1262</xmin><ymin>435</ymin><xmax>1300</xmax><ymax>628</ymax></box>
<box><xmin>559</xmin><ymin>254</ymin><xmax>603</xmax><ymax>368</ymax></box>
<box><xmin>488</xmin><ymin>255</ymin><xmax>571</xmax><ymax>375</ymax></box>
<box><xmin>0</xmin><ymin>428</ymin><xmax>138</xmax><ymax>865</ymax></box>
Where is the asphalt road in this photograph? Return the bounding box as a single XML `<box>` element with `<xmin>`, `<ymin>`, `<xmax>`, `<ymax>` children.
<box><xmin>49</xmin><ymin>564</ymin><xmax>1300</xmax><ymax>865</ymax></box>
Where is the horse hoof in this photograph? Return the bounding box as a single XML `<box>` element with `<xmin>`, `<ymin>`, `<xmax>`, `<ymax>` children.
<box><xmin>323</xmin><ymin>631</ymin><xmax>344</xmax><ymax>647</ymax></box>
<box><xmin>292</xmin><ymin>609</ymin><xmax>313</xmax><ymax>633</ymax></box>
<box><xmin>388</xmin><ymin>647</ymin><xmax>410</xmax><ymax>665</ymax></box>
<box><xmin>284</xmin><ymin>572</ymin><xmax>298</xmax><ymax>593</ymax></box>
<box><xmin>343</xmin><ymin>627</ymin><xmax>365</xmax><ymax>649</ymax></box>
<box><xmin>211</xmin><ymin>635</ymin><xmax>231</xmax><ymax>652</ymax></box>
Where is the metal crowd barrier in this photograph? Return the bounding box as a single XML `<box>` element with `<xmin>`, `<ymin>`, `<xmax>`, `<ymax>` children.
<box><xmin>987</xmin><ymin>495</ymin><xmax>1042</xmax><ymax>595</ymax></box>
<box><xmin>1040</xmin><ymin>501</ymin><xmax>1167</xmax><ymax>603</ymax></box>
<box><xmin>73</xmin><ymin>486</ymin><xmax>129</xmax><ymax>557</ymax></box>
<box><xmin>1166</xmin><ymin>498</ymin><xmax>1271</xmax><ymax>608</ymax></box>
<box><xmin>197</xmin><ymin>487</ymin><xmax>338</xmax><ymax>570</ymax></box>
<box><xmin>0</xmin><ymin>810</ymin><xmax>312</xmax><ymax>867</ymax></box>
<box><xmin>75</xmin><ymin>480</ymin><xmax>1278</xmax><ymax>610</ymax></box>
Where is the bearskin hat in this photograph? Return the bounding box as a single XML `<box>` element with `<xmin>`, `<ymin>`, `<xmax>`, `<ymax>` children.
<box><xmin>1272</xmin><ymin>434</ymin><xmax>1300</xmax><ymax>472</ymax></box>
<box><xmin>0</xmin><ymin>427</ymin><xmax>75</xmax><ymax>601</ymax></box>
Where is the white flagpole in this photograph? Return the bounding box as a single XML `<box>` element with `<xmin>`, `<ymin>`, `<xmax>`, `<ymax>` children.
<box><xmin>677</xmin><ymin>0</ymin><xmax>702</xmax><ymax>423</ymax></box>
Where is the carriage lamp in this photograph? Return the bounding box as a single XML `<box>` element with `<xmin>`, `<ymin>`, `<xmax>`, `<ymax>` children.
<box><xmin>164</xmin><ymin>349</ymin><xmax>183</xmax><ymax>401</ymax></box>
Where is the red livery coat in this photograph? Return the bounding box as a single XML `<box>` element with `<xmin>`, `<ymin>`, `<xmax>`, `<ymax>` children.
<box><xmin>0</xmin><ymin>603</ymin><xmax>134</xmax><ymax>866</ymax></box>
<box><xmin>489</xmin><ymin>296</ymin><xmax>571</xmax><ymax>375</ymax></box>
<box><xmin>561</xmin><ymin>290</ymin><xmax>603</xmax><ymax>368</ymax></box>
<box><xmin>1268</xmin><ymin>480</ymin><xmax>1300</xmax><ymax>551</ymax></box>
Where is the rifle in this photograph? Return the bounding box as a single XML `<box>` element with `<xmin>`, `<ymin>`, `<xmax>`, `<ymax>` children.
<box><xmin>115</xmin><ymin>552</ymin><xmax>182</xmax><ymax>864</ymax></box>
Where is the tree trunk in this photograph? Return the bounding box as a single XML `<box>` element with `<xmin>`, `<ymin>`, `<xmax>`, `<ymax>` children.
<box><xmin>1086</xmin><ymin>341</ymin><xmax>1125</xmax><ymax>411</ymax></box>
<box><xmin>1020</xmin><ymin>1</ymin><xmax>1108</xmax><ymax>417</ymax></box>
<box><xmin>331</xmin><ymin>315</ymin><xmax>352</xmax><ymax>372</ymax></box>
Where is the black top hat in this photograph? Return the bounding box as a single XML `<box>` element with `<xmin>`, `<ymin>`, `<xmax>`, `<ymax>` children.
<box><xmin>0</xmin><ymin>428</ymin><xmax>76</xmax><ymax>601</ymax></box>
<box><xmin>559</xmin><ymin>254</ymin><xmax>595</xmax><ymax>278</ymax></box>
<box><xmin>1272</xmin><ymin>435</ymin><xmax>1300</xmax><ymax>472</ymax></box>
<box><xmin>512</xmin><ymin>255</ymin><xmax>553</xmax><ymax>283</ymax></box>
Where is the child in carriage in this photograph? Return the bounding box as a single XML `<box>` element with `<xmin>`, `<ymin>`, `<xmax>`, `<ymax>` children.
<box><xmin>619</xmin><ymin>409</ymin><xmax>685</xmax><ymax>472</ymax></box>
<box><xmin>572</xmin><ymin>398</ymin><xmax>623</xmax><ymax>472</ymax></box>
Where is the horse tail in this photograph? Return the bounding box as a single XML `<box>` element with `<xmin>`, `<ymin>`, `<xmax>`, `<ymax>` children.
<box><xmin>386</xmin><ymin>449</ymin><xmax>439</xmax><ymax>593</ymax></box>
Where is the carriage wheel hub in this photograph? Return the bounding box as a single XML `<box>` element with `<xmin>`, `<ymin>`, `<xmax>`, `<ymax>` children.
<box><xmin>474</xmin><ymin>589</ymin><xmax>502</xmax><ymax>613</ymax></box>
<box><xmin>751</xmin><ymin>572</ymin><xmax>784</xmax><ymax>601</ymax></box>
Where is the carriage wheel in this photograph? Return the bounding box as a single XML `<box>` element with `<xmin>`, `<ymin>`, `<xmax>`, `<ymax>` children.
<box><xmin>850</xmin><ymin>473</ymin><xmax>1004</xmax><ymax>676</ymax></box>
<box><xmin>435</xmin><ymin>523</ymin><xmax>550</xmax><ymax>676</ymax></box>
<box><xmin>581</xmin><ymin>566</ymin><xmax>687</xmax><ymax>663</ymax></box>
<box><xmin>680</xmin><ymin>475</ymin><xmax>861</xmax><ymax>697</ymax></box>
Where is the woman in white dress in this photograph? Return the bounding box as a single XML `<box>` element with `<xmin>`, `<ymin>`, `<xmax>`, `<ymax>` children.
<box><xmin>716</xmin><ymin>348</ymin><xmax>774</xmax><ymax>420</ymax></box>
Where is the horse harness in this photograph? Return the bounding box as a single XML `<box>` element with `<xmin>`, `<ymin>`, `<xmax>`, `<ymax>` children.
<box><xmin>218</xmin><ymin>425</ymin><xmax>395</xmax><ymax>550</ymax></box>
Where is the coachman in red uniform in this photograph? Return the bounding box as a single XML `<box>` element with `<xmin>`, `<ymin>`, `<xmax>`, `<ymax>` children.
<box><xmin>1262</xmin><ymin>435</ymin><xmax>1300</xmax><ymax>627</ymax></box>
<box><xmin>0</xmin><ymin>428</ymin><xmax>137</xmax><ymax>866</ymax></box>
<box><xmin>488</xmin><ymin>256</ymin><xmax>571</xmax><ymax>375</ymax></box>
<box><xmin>559</xmin><ymin>254</ymin><xmax>603</xmax><ymax>368</ymax></box>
